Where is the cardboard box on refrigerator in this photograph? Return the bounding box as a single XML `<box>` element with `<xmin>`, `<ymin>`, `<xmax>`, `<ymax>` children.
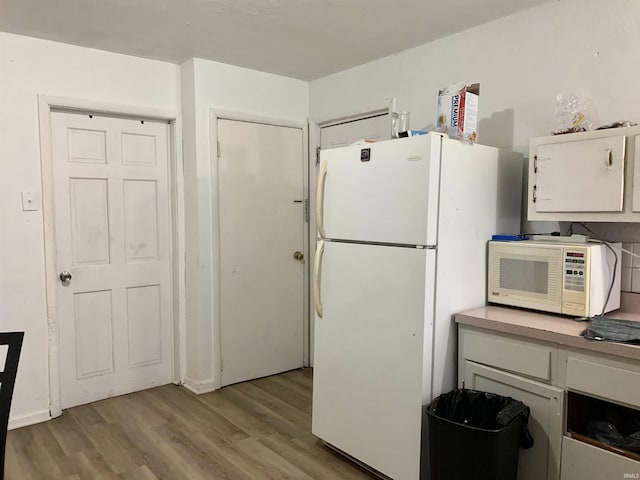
<box><xmin>437</xmin><ymin>83</ymin><xmax>479</xmax><ymax>143</ymax></box>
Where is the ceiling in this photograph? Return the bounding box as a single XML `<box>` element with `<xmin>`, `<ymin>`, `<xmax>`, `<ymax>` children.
<box><xmin>0</xmin><ymin>0</ymin><xmax>551</xmax><ymax>81</ymax></box>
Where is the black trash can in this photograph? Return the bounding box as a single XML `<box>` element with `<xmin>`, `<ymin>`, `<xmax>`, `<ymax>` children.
<box><xmin>422</xmin><ymin>389</ymin><xmax>534</xmax><ymax>480</ymax></box>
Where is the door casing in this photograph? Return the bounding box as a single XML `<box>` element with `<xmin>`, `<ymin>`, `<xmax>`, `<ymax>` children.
<box><xmin>38</xmin><ymin>95</ymin><xmax>184</xmax><ymax>418</ymax></box>
<box><xmin>210</xmin><ymin>109</ymin><xmax>310</xmax><ymax>389</ymax></box>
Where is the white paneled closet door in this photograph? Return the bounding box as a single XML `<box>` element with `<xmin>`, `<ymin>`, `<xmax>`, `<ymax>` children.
<box><xmin>51</xmin><ymin>111</ymin><xmax>173</xmax><ymax>409</ymax></box>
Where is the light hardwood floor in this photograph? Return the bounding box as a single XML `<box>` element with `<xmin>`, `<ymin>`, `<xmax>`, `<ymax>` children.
<box><xmin>6</xmin><ymin>368</ymin><xmax>376</xmax><ymax>480</ymax></box>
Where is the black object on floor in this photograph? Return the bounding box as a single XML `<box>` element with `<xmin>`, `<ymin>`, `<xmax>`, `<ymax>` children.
<box><xmin>422</xmin><ymin>388</ymin><xmax>533</xmax><ymax>480</ymax></box>
<box><xmin>0</xmin><ymin>332</ymin><xmax>24</xmax><ymax>480</ymax></box>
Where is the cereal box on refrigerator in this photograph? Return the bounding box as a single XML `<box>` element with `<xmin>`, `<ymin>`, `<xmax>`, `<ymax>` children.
<box><xmin>437</xmin><ymin>83</ymin><xmax>479</xmax><ymax>143</ymax></box>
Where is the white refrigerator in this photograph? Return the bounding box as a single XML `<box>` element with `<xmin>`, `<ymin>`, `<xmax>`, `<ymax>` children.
<box><xmin>311</xmin><ymin>134</ymin><xmax>522</xmax><ymax>480</ymax></box>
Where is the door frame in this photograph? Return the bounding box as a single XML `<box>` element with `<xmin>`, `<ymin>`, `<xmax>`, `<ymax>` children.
<box><xmin>38</xmin><ymin>95</ymin><xmax>184</xmax><ymax>418</ymax></box>
<box><xmin>307</xmin><ymin>97</ymin><xmax>395</xmax><ymax>365</ymax></box>
<box><xmin>209</xmin><ymin>108</ymin><xmax>310</xmax><ymax>388</ymax></box>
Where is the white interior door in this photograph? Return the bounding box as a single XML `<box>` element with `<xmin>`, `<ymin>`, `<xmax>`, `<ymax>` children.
<box><xmin>51</xmin><ymin>111</ymin><xmax>173</xmax><ymax>409</ymax></box>
<box><xmin>218</xmin><ymin>119</ymin><xmax>304</xmax><ymax>387</ymax></box>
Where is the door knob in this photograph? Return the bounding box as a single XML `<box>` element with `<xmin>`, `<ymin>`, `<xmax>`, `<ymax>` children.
<box><xmin>293</xmin><ymin>251</ymin><xmax>305</xmax><ymax>262</ymax></box>
<box><xmin>59</xmin><ymin>271</ymin><xmax>72</xmax><ymax>282</ymax></box>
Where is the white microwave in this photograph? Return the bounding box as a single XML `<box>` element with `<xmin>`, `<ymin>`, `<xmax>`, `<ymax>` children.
<box><xmin>487</xmin><ymin>240</ymin><xmax>621</xmax><ymax>317</ymax></box>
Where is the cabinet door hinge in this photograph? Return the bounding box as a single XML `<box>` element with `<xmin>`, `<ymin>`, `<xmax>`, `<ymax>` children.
<box><xmin>217</xmin><ymin>140</ymin><xmax>221</xmax><ymax>158</ymax></box>
<box><xmin>304</xmin><ymin>199</ymin><xmax>309</xmax><ymax>223</ymax></box>
<box><xmin>220</xmin><ymin>356</ymin><xmax>224</xmax><ymax>372</ymax></box>
<box><xmin>316</xmin><ymin>147</ymin><xmax>321</xmax><ymax>166</ymax></box>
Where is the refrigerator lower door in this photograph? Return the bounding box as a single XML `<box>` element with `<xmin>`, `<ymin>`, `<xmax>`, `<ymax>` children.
<box><xmin>312</xmin><ymin>241</ymin><xmax>435</xmax><ymax>480</ymax></box>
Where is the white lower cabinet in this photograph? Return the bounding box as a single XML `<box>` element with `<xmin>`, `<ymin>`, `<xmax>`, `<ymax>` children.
<box><xmin>463</xmin><ymin>361</ymin><xmax>563</xmax><ymax>480</ymax></box>
<box><xmin>561</xmin><ymin>436</ymin><xmax>640</xmax><ymax>480</ymax></box>
<box><xmin>458</xmin><ymin>323</ymin><xmax>640</xmax><ymax>480</ymax></box>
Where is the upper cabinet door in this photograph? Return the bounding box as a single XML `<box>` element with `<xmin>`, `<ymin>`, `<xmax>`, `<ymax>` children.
<box><xmin>534</xmin><ymin>136</ymin><xmax>625</xmax><ymax>213</ymax></box>
<box><xmin>527</xmin><ymin>126</ymin><xmax>640</xmax><ymax>222</ymax></box>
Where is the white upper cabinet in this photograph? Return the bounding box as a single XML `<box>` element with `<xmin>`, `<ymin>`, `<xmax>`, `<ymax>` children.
<box><xmin>528</xmin><ymin>125</ymin><xmax>640</xmax><ymax>221</ymax></box>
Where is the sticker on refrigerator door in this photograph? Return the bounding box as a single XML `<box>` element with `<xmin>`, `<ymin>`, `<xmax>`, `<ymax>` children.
<box><xmin>360</xmin><ymin>148</ymin><xmax>371</xmax><ymax>162</ymax></box>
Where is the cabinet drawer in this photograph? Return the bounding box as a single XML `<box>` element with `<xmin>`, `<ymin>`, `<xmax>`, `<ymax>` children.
<box><xmin>461</xmin><ymin>329</ymin><xmax>552</xmax><ymax>380</ymax></box>
<box><xmin>566</xmin><ymin>358</ymin><xmax>640</xmax><ymax>409</ymax></box>
<box><xmin>561</xmin><ymin>436</ymin><xmax>640</xmax><ymax>480</ymax></box>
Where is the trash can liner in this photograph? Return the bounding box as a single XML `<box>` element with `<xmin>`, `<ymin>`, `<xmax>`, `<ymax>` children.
<box><xmin>429</xmin><ymin>389</ymin><xmax>534</xmax><ymax>449</ymax></box>
<box><xmin>586</xmin><ymin>421</ymin><xmax>640</xmax><ymax>453</ymax></box>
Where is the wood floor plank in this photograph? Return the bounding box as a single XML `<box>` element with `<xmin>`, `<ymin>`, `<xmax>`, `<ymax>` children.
<box><xmin>259</xmin><ymin>432</ymin><xmax>372</xmax><ymax>480</ymax></box>
<box><xmin>251</xmin><ymin>374</ymin><xmax>312</xmax><ymax>415</ymax></box>
<box><xmin>118</xmin><ymin>465</ymin><xmax>159</xmax><ymax>480</ymax></box>
<box><xmin>153</xmin><ymin>422</ymin><xmax>248</xmax><ymax>480</ymax></box>
<box><xmin>80</xmin><ymin>422</ymin><xmax>144</xmax><ymax>474</ymax></box>
<box><xmin>6</xmin><ymin>368</ymin><xmax>376</xmax><ymax>480</ymax></box>
<box><xmin>193</xmin><ymin>431</ymin><xmax>274</xmax><ymax>480</ymax></box>
<box><xmin>8</xmin><ymin>422</ymin><xmax>67</xmax><ymax>479</ymax></box>
<box><xmin>233</xmin><ymin>381</ymin><xmax>312</xmax><ymax>429</ymax></box>
<box><xmin>196</xmin><ymin>389</ymin><xmax>279</xmax><ymax>440</ymax></box>
<box><xmin>120</xmin><ymin>426</ymin><xmax>195</xmax><ymax>480</ymax></box>
<box><xmin>219</xmin><ymin>385</ymin><xmax>312</xmax><ymax>442</ymax></box>
<box><xmin>234</xmin><ymin>436</ymin><xmax>316</xmax><ymax>480</ymax></box>
<box><xmin>68</xmin><ymin>449</ymin><xmax>121</xmax><ymax>480</ymax></box>
<box><xmin>46</xmin><ymin>409</ymin><xmax>94</xmax><ymax>457</ymax></box>
<box><xmin>150</xmin><ymin>385</ymin><xmax>248</xmax><ymax>442</ymax></box>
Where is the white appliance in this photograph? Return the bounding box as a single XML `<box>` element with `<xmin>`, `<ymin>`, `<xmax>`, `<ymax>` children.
<box><xmin>487</xmin><ymin>239</ymin><xmax>621</xmax><ymax>317</ymax></box>
<box><xmin>312</xmin><ymin>134</ymin><xmax>522</xmax><ymax>480</ymax></box>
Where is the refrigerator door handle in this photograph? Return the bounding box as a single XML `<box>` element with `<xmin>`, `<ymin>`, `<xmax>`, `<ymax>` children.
<box><xmin>316</xmin><ymin>160</ymin><xmax>328</xmax><ymax>238</ymax></box>
<box><xmin>314</xmin><ymin>240</ymin><xmax>325</xmax><ymax>318</ymax></box>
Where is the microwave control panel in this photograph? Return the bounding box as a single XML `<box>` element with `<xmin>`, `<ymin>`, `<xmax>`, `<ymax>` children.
<box><xmin>564</xmin><ymin>250</ymin><xmax>586</xmax><ymax>292</ymax></box>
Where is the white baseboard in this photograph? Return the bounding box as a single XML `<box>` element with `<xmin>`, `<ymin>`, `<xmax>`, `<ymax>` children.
<box><xmin>182</xmin><ymin>376</ymin><xmax>217</xmax><ymax>395</ymax></box>
<box><xmin>8</xmin><ymin>409</ymin><xmax>51</xmax><ymax>430</ymax></box>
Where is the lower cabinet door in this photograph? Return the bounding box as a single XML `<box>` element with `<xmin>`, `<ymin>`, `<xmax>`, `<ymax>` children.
<box><xmin>561</xmin><ymin>436</ymin><xmax>640</xmax><ymax>480</ymax></box>
<box><xmin>464</xmin><ymin>361</ymin><xmax>564</xmax><ymax>480</ymax></box>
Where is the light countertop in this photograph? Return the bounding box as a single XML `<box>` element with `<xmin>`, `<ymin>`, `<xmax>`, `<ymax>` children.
<box><xmin>455</xmin><ymin>303</ymin><xmax>640</xmax><ymax>362</ymax></box>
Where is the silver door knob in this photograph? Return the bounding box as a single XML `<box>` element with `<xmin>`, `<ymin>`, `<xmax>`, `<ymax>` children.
<box><xmin>59</xmin><ymin>271</ymin><xmax>72</xmax><ymax>282</ymax></box>
<box><xmin>293</xmin><ymin>251</ymin><xmax>304</xmax><ymax>262</ymax></box>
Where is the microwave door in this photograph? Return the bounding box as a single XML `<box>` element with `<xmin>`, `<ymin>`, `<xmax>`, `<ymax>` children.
<box><xmin>501</xmin><ymin>257</ymin><xmax>551</xmax><ymax>295</ymax></box>
<box><xmin>488</xmin><ymin>246</ymin><xmax>564</xmax><ymax>313</ymax></box>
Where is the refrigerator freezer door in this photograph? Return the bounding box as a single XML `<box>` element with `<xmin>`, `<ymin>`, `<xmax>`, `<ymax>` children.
<box><xmin>312</xmin><ymin>241</ymin><xmax>435</xmax><ymax>480</ymax></box>
<box><xmin>319</xmin><ymin>135</ymin><xmax>440</xmax><ymax>246</ymax></box>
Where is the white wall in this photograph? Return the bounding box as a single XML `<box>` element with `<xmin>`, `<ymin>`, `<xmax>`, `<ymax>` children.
<box><xmin>0</xmin><ymin>32</ymin><xmax>180</xmax><ymax>427</ymax></box>
<box><xmin>309</xmin><ymin>0</ymin><xmax>640</xmax><ymax>240</ymax></box>
<box><xmin>179</xmin><ymin>58</ymin><xmax>308</xmax><ymax>392</ymax></box>
<box><xmin>310</xmin><ymin>0</ymin><xmax>640</xmax><ymax>154</ymax></box>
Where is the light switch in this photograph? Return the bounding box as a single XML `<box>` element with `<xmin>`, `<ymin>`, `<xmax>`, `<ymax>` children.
<box><xmin>21</xmin><ymin>190</ymin><xmax>38</xmax><ymax>211</ymax></box>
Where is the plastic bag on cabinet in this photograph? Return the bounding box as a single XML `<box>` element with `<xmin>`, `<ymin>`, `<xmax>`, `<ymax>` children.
<box><xmin>553</xmin><ymin>93</ymin><xmax>599</xmax><ymax>135</ymax></box>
